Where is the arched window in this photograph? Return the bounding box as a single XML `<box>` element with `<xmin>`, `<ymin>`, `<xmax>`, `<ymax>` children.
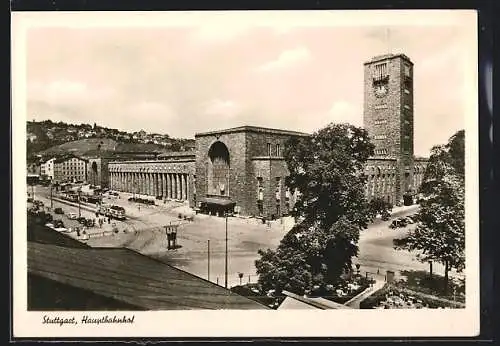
<box><xmin>207</xmin><ymin>141</ymin><xmax>230</xmax><ymax>196</ymax></box>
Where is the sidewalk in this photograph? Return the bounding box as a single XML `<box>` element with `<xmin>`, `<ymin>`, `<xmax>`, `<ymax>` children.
<box><xmin>345</xmin><ymin>275</ymin><xmax>386</xmax><ymax>308</ymax></box>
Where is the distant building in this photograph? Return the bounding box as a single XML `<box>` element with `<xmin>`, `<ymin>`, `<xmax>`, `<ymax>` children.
<box><xmin>40</xmin><ymin>157</ymin><xmax>55</xmax><ymax>180</ymax></box>
<box><xmin>53</xmin><ymin>155</ymin><xmax>88</xmax><ymax>183</ymax></box>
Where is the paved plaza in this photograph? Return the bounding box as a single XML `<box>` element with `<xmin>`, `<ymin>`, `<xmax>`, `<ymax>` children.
<box><xmin>31</xmin><ymin>185</ymin><xmax>462</xmax><ymax>289</ymax></box>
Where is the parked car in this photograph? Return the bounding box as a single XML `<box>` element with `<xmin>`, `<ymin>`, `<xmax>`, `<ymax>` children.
<box><xmin>53</xmin><ymin>220</ymin><xmax>65</xmax><ymax>228</ymax></box>
<box><xmin>84</xmin><ymin>218</ymin><xmax>95</xmax><ymax>227</ymax></box>
<box><xmin>389</xmin><ymin>218</ymin><xmax>408</xmax><ymax>229</ymax></box>
<box><xmin>406</xmin><ymin>215</ymin><xmax>417</xmax><ymax>224</ymax></box>
<box><xmin>77</xmin><ymin>216</ymin><xmax>86</xmax><ymax>224</ymax></box>
<box><xmin>27</xmin><ymin>197</ymin><xmax>34</xmax><ymax>203</ymax></box>
<box><xmin>54</xmin><ymin>207</ymin><xmax>64</xmax><ymax>214</ymax></box>
<box><xmin>67</xmin><ymin>212</ymin><xmax>78</xmax><ymax>220</ymax></box>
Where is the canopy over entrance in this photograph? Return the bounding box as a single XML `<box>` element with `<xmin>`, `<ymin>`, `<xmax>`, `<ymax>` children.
<box><xmin>199</xmin><ymin>197</ymin><xmax>235</xmax><ymax>216</ymax></box>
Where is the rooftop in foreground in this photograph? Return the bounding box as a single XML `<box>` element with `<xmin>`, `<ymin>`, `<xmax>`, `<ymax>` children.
<box><xmin>28</xmin><ymin>239</ymin><xmax>269</xmax><ymax>310</ymax></box>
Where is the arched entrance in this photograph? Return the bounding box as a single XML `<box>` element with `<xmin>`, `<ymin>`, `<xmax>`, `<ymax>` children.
<box><xmin>207</xmin><ymin>141</ymin><xmax>230</xmax><ymax>196</ymax></box>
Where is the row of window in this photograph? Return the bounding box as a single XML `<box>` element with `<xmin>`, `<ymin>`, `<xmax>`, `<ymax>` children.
<box><xmin>266</xmin><ymin>143</ymin><xmax>281</xmax><ymax>157</ymax></box>
<box><xmin>372</xmin><ymin>62</ymin><xmax>411</xmax><ymax>78</ymax></box>
<box><xmin>374</xmin><ymin>149</ymin><xmax>388</xmax><ymax>155</ymax></box>
<box><xmin>373</xmin><ymin>134</ymin><xmax>387</xmax><ymax>140</ymax></box>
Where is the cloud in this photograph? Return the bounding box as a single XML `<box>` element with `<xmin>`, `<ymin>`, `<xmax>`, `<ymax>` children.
<box><xmin>191</xmin><ymin>24</ymin><xmax>251</xmax><ymax>43</ymax></box>
<box><xmin>203</xmin><ymin>99</ymin><xmax>241</xmax><ymax>118</ymax></box>
<box><xmin>28</xmin><ymin>80</ymin><xmax>115</xmax><ymax>107</ymax></box>
<box><xmin>256</xmin><ymin>46</ymin><xmax>312</xmax><ymax>72</ymax></box>
<box><xmin>328</xmin><ymin>101</ymin><xmax>362</xmax><ymax>127</ymax></box>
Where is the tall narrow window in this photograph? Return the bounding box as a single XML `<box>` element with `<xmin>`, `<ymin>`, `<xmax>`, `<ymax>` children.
<box><xmin>257</xmin><ymin>177</ymin><xmax>263</xmax><ymax>201</ymax></box>
<box><xmin>275</xmin><ymin>177</ymin><xmax>281</xmax><ymax>200</ymax></box>
<box><xmin>404</xmin><ymin>64</ymin><xmax>411</xmax><ymax>77</ymax></box>
<box><xmin>267</xmin><ymin>143</ymin><xmax>272</xmax><ymax>156</ymax></box>
<box><xmin>276</xmin><ymin>144</ymin><xmax>281</xmax><ymax>157</ymax></box>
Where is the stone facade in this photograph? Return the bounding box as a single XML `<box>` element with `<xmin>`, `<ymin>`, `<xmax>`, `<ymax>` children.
<box><xmin>108</xmin><ymin>152</ymin><xmax>196</xmax><ymax>205</ymax></box>
<box><xmin>100</xmin><ymin>52</ymin><xmax>429</xmax><ymax>214</ymax></box>
<box><xmin>363</xmin><ymin>53</ymin><xmax>426</xmax><ymax>205</ymax></box>
<box><xmin>53</xmin><ymin>155</ymin><xmax>88</xmax><ymax>183</ymax></box>
<box><xmin>86</xmin><ymin>157</ymin><xmax>110</xmax><ymax>188</ymax></box>
<box><xmin>195</xmin><ymin>126</ymin><xmax>308</xmax><ymax>218</ymax></box>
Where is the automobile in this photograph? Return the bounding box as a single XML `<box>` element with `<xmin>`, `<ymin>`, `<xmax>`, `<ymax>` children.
<box><xmin>406</xmin><ymin>215</ymin><xmax>417</xmax><ymax>224</ymax></box>
<box><xmin>53</xmin><ymin>220</ymin><xmax>65</xmax><ymax>228</ymax></box>
<box><xmin>54</xmin><ymin>207</ymin><xmax>64</xmax><ymax>214</ymax></box>
<box><xmin>389</xmin><ymin>218</ymin><xmax>408</xmax><ymax>229</ymax></box>
<box><xmin>84</xmin><ymin>219</ymin><xmax>95</xmax><ymax>227</ymax></box>
<box><xmin>34</xmin><ymin>200</ymin><xmax>44</xmax><ymax>207</ymax></box>
<box><xmin>67</xmin><ymin>212</ymin><xmax>78</xmax><ymax>220</ymax></box>
<box><xmin>77</xmin><ymin>216</ymin><xmax>87</xmax><ymax>224</ymax></box>
<box><xmin>27</xmin><ymin>197</ymin><xmax>34</xmax><ymax>203</ymax></box>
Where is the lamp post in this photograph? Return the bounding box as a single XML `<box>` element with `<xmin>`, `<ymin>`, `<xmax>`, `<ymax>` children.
<box><xmin>224</xmin><ymin>211</ymin><xmax>228</xmax><ymax>289</ymax></box>
<box><xmin>78</xmin><ymin>189</ymin><xmax>82</xmax><ymax>218</ymax></box>
<box><xmin>50</xmin><ymin>183</ymin><xmax>53</xmax><ymax>209</ymax></box>
<box><xmin>207</xmin><ymin>239</ymin><xmax>211</xmax><ymax>282</ymax></box>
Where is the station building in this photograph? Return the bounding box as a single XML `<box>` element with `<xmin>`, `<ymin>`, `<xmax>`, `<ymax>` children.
<box><xmin>108</xmin><ymin>127</ymin><xmax>307</xmax><ymax>218</ymax></box>
<box><xmin>106</xmin><ymin>53</ymin><xmax>429</xmax><ymax>217</ymax></box>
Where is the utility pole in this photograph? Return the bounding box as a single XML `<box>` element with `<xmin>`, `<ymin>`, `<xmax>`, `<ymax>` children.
<box><xmin>78</xmin><ymin>190</ymin><xmax>81</xmax><ymax>218</ymax></box>
<box><xmin>50</xmin><ymin>184</ymin><xmax>53</xmax><ymax>209</ymax></box>
<box><xmin>207</xmin><ymin>239</ymin><xmax>210</xmax><ymax>282</ymax></box>
<box><xmin>224</xmin><ymin>212</ymin><xmax>228</xmax><ymax>289</ymax></box>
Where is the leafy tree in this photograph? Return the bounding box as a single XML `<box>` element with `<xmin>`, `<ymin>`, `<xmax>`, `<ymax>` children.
<box><xmin>255</xmin><ymin>123</ymin><xmax>375</xmax><ymax>295</ymax></box>
<box><xmin>368</xmin><ymin>197</ymin><xmax>393</xmax><ymax>221</ymax></box>
<box><xmin>394</xmin><ymin>130</ymin><xmax>465</xmax><ymax>292</ymax></box>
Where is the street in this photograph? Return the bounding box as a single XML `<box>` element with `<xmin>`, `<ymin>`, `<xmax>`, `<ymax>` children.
<box><xmin>30</xmin><ymin>185</ymin><xmax>460</xmax><ymax>288</ymax></box>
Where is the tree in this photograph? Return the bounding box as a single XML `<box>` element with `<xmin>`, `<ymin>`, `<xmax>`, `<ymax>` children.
<box><xmin>368</xmin><ymin>197</ymin><xmax>393</xmax><ymax>221</ymax></box>
<box><xmin>394</xmin><ymin>130</ymin><xmax>465</xmax><ymax>293</ymax></box>
<box><xmin>255</xmin><ymin>123</ymin><xmax>375</xmax><ymax>295</ymax></box>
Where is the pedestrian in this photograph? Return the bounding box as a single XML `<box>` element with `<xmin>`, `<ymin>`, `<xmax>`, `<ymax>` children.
<box><xmin>108</xmin><ymin>217</ymin><xmax>110</xmax><ymax>224</ymax></box>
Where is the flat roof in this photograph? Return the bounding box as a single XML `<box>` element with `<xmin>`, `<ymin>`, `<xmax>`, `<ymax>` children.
<box><xmin>109</xmin><ymin>158</ymin><xmax>195</xmax><ymax>165</ymax></box>
<box><xmin>364</xmin><ymin>53</ymin><xmax>414</xmax><ymax>65</ymax></box>
<box><xmin>195</xmin><ymin>125</ymin><xmax>310</xmax><ymax>138</ymax></box>
<box><xmin>28</xmin><ymin>242</ymin><xmax>269</xmax><ymax>310</ymax></box>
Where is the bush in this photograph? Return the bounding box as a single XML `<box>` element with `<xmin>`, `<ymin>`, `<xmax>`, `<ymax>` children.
<box><xmin>359</xmin><ymin>284</ymin><xmax>465</xmax><ymax>309</ymax></box>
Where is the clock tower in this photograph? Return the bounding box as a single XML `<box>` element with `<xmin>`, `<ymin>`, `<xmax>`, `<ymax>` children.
<box><xmin>363</xmin><ymin>53</ymin><xmax>415</xmax><ymax>201</ymax></box>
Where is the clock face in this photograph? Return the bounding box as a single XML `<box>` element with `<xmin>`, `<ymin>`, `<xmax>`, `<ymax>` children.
<box><xmin>374</xmin><ymin>84</ymin><xmax>388</xmax><ymax>98</ymax></box>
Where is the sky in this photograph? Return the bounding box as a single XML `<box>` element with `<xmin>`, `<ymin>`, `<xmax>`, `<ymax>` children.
<box><xmin>20</xmin><ymin>11</ymin><xmax>477</xmax><ymax>157</ymax></box>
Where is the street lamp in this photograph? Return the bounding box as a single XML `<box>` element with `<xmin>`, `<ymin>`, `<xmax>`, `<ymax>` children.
<box><xmin>77</xmin><ymin>189</ymin><xmax>82</xmax><ymax>218</ymax></box>
<box><xmin>50</xmin><ymin>183</ymin><xmax>54</xmax><ymax>209</ymax></box>
<box><xmin>238</xmin><ymin>272</ymin><xmax>243</xmax><ymax>286</ymax></box>
<box><xmin>224</xmin><ymin>211</ymin><xmax>228</xmax><ymax>289</ymax></box>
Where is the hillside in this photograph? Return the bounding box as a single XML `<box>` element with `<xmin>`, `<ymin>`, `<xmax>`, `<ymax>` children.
<box><xmin>27</xmin><ymin>119</ymin><xmax>195</xmax><ymax>160</ymax></box>
<box><xmin>38</xmin><ymin>138</ymin><xmax>184</xmax><ymax>158</ymax></box>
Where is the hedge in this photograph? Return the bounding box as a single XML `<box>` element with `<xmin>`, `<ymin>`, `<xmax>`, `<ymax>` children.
<box><xmin>359</xmin><ymin>284</ymin><xmax>466</xmax><ymax>309</ymax></box>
